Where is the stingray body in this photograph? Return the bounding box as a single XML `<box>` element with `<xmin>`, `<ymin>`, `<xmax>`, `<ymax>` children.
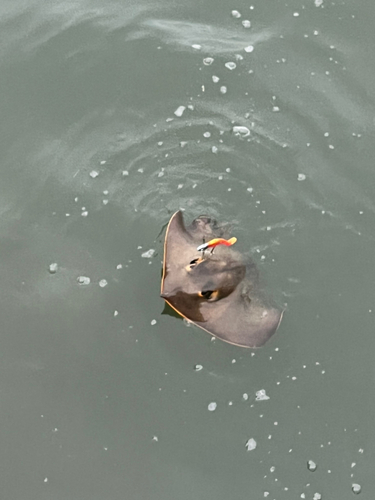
<box><xmin>160</xmin><ymin>211</ymin><xmax>283</xmax><ymax>348</ymax></box>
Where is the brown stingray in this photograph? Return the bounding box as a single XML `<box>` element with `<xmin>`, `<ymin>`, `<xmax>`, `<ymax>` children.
<box><xmin>160</xmin><ymin>211</ymin><xmax>283</xmax><ymax>348</ymax></box>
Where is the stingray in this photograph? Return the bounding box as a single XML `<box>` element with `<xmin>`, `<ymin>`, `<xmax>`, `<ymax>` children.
<box><xmin>160</xmin><ymin>211</ymin><xmax>283</xmax><ymax>348</ymax></box>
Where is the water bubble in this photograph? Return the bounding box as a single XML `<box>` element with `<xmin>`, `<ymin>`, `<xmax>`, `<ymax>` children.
<box><xmin>194</xmin><ymin>364</ymin><xmax>203</xmax><ymax>371</ymax></box>
<box><xmin>272</xmin><ymin>106</ymin><xmax>280</xmax><ymax>112</ymax></box>
<box><xmin>174</xmin><ymin>106</ymin><xmax>186</xmax><ymax>117</ymax></box>
<box><xmin>242</xmin><ymin>393</ymin><xmax>249</xmax><ymax>401</ymax></box>
<box><xmin>231</xmin><ymin>10</ymin><xmax>241</xmax><ymax>18</ymax></box>
<box><xmin>315</xmin><ymin>0</ymin><xmax>323</xmax><ymax>5</ymax></box>
<box><xmin>211</xmin><ymin>146</ymin><xmax>218</xmax><ymax>153</ymax></box>
<box><xmin>220</xmin><ymin>86</ymin><xmax>227</xmax><ymax>94</ymax></box>
<box><xmin>203</xmin><ymin>131</ymin><xmax>211</xmax><ymax>138</ymax></box>
<box><xmin>192</xmin><ymin>44</ymin><xmax>201</xmax><ymax>50</ymax></box>
<box><xmin>183</xmin><ymin>318</ymin><xmax>192</xmax><ymax>327</ymax></box>
<box><xmin>247</xmin><ymin>187</ymin><xmax>253</xmax><ymax>193</ymax></box>
<box><xmin>298</xmin><ymin>173</ymin><xmax>306</xmax><ymax>181</ymax></box>
<box><xmin>203</xmin><ymin>57</ymin><xmax>214</xmax><ymax>65</ymax></box>
<box><xmin>208</xmin><ymin>402</ymin><xmax>217</xmax><ymax>411</ymax></box>
<box><xmin>114</xmin><ymin>310</ymin><xmax>119</xmax><ymax>317</ymax></box>
<box><xmin>242</xmin><ymin>20</ymin><xmax>251</xmax><ymax>27</ymax></box>
<box><xmin>244</xmin><ymin>45</ymin><xmax>254</xmax><ymax>53</ymax></box>
<box><xmin>99</xmin><ymin>279</ymin><xmax>108</xmax><ymax>288</ymax></box>
<box><xmin>256</xmin><ymin>389</ymin><xmax>270</xmax><ymax>401</ymax></box>
<box><xmin>293</xmin><ymin>12</ymin><xmax>300</xmax><ymax>17</ymax></box>
<box><xmin>48</xmin><ymin>263</ymin><xmax>58</xmax><ymax>274</ymax></box>
<box><xmin>233</xmin><ymin>126</ymin><xmax>250</xmax><ymax>137</ymax></box>
<box><xmin>122</xmin><ymin>170</ymin><xmax>129</xmax><ymax>176</ymax></box>
<box><xmin>151</xmin><ymin>319</ymin><xmax>157</xmax><ymax>325</ymax></box>
<box><xmin>313</xmin><ymin>494</ymin><xmax>321</xmax><ymax>500</ymax></box>
<box><xmin>77</xmin><ymin>276</ymin><xmax>90</xmax><ymax>285</ymax></box>
<box><xmin>141</xmin><ymin>249</ymin><xmax>155</xmax><ymax>258</ymax></box>
<box><xmin>225</xmin><ymin>62</ymin><xmax>236</xmax><ymax>70</ymax></box>
<box><xmin>212</xmin><ymin>75</ymin><xmax>220</xmax><ymax>82</ymax></box>
<box><xmin>307</xmin><ymin>460</ymin><xmax>317</xmax><ymax>471</ymax></box>
<box><xmin>89</xmin><ymin>170</ymin><xmax>99</xmax><ymax>178</ymax></box>
<box><xmin>245</xmin><ymin>438</ymin><xmax>257</xmax><ymax>451</ymax></box>
<box><xmin>352</xmin><ymin>484</ymin><xmax>361</xmax><ymax>494</ymax></box>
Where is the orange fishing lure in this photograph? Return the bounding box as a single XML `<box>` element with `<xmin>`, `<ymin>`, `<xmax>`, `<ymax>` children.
<box><xmin>197</xmin><ymin>237</ymin><xmax>237</xmax><ymax>252</ymax></box>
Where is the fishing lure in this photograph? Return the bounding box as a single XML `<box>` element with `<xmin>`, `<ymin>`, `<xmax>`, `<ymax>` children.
<box><xmin>197</xmin><ymin>237</ymin><xmax>237</xmax><ymax>253</ymax></box>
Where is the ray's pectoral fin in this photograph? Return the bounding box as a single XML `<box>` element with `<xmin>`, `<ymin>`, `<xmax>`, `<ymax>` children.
<box><xmin>161</xmin><ymin>300</ymin><xmax>183</xmax><ymax>319</ymax></box>
<box><xmin>198</xmin><ymin>293</ymin><xmax>283</xmax><ymax>348</ymax></box>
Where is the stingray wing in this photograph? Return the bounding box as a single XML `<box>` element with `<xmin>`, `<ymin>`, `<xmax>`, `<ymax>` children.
<box><xmin>161</xmin><ymin>211</ymin><xmax>196</xmax><ymax>294</ymax></box>
<box><xmin>195</xmin><ymin>290</ymin><xmax>283</xmax><ymax>348</ymax></box>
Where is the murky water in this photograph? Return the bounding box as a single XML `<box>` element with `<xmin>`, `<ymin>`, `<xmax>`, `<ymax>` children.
<box><xmin>1</xmin><ymin>0</ymin><xmax>374</xmax><ymax>498</ymax></box>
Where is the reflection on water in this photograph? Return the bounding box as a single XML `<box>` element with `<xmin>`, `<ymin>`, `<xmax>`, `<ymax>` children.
<box><xmin>1</xmin><ymin>0</ymin><xmax>374</xmax><ymax>498</ymax></box>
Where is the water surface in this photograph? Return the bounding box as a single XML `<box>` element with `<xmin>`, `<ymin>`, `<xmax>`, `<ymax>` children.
<box><xmin>1</xmin><ymin>0</ymin><xmax>375</xmax><ymax>498</ymax></box>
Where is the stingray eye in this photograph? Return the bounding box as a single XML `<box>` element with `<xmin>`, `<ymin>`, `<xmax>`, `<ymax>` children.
<box><xmin>199</xmin><ymin>290</ymin><xmax>220</xmax><ymax>301</ymax></box>
<box><xmin>186</xmin><ymin>258</ymin><xmax>202</xmax><ymax>271</ymax></box>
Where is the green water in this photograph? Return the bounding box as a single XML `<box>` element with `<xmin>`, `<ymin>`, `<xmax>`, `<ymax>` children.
<box><xmin>1</xmin><ymin>0</ymin><xmax>374</xmax><ymax>498</ymax></box>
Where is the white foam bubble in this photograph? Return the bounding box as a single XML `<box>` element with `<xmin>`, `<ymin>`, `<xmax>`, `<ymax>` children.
<box><xmin>225</xmin><ymin>62</ymin><xmax>236</xmax><ymax>70</ymax></box>
<box><xmin>245</xmin><ymin>438</ymin><xmax>257</xmax><ymax>451</ymax></box>
<box><xmin>174</xmin><ymin>106</ymin><xmax>186</xmax><ymax>117</ymax></box>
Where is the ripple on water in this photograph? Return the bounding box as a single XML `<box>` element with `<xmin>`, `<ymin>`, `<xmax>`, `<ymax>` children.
<box><xmin>139</xmin><ymin>18</ymin><xmax>272</xmax><ymax>54</ymax></box>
